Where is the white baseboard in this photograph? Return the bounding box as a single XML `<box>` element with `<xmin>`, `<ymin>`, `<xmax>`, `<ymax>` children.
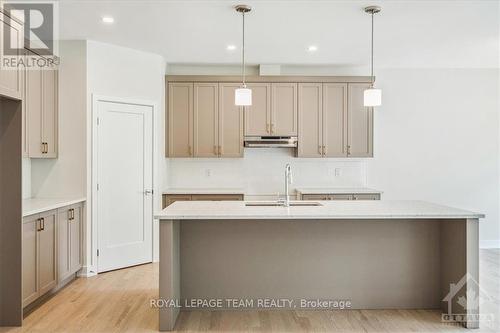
<box><xmin>480</xmin><ymin>240</ymin><xmax>500</xmax><ymax>249</ymax></box>
<box><xmin>77</xmin><ymin>265</ymin><xmax>98</xmax><ymax>277</ymax></box>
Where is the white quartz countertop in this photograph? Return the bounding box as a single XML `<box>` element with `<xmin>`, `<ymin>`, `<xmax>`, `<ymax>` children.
<box><xmin>295</xmin><ymin>187</ymin><xmax>383</xmax><ymax>194</ymax></box>
<box><xmin>23</xmin><ymin>197</ymin><xmax>86</xmax><ymax>217</ymax></box>
<box><xmin>155</xmin><ymin>200</ymin><xmax>484</xmax><ymax>220</ymax></box>
<box><xmin>163</xmin><ymin>188</ymin><xmax>245</xmax><ymax>195</ymax></box>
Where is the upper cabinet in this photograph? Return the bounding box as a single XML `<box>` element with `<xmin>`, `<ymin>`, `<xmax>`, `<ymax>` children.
<box><xmin>298</xmin><ymin>82</ymin><xmax>373</xmax><ymax>158</ymax></box>
<box><xmin>323</xmin><ymin>83</ymin><xmax>348</xmax><ymax>157</ymax></box>
<box><xmin>0</xmin><ymin>12</ymin><xmax>23</xmax><ymax>100</ymax></box>
<box><xmin>298</xmin><ymin>83</ymin><xmax>323</xmax><ymax>158</ymax></box>
<box><xmin>244</xmin><ymin>83</ymin><xmax>297</xmax><ymax>136</ymax></box>
<box><xmin>218</xmin><ymin>83</ymin><xmax>244</xmax><ymax>157</ymax></box>
<box><xmin>193</xmin><ymin>83</ymin><xmax>218</xmax><ymax>157</ymax></box>
<box><xmin>244</xmin><ymin>83</ymin><xmax>271</xmax><ymax>136</ymax></box>
<box><xmin>347</xmin><ymin>83</ymin><xmax>373</xmax><ymax>157</ymax></box>
<box><xmin>166</xmin><ymin>77</ymin><xmax>373</xmax><ymax>159</ymax></box>
<box><xmin>167</xmin><ymin>82</ymin><xmax>243</xmax><ymax>158</ymax></box>
<box><xmin>271</xmin><ymin>83</ymin><xmax>297</xmax><ymax>136</ymax></box>
<box><xmin>27</xmin><ymin>50</ymin><xmax>59</xmax><ymax>158</ymax></box>
<box><xmin>167</xmin><ymin>83</ymin><xmax>193</xmax><ymax>157</ymax></box>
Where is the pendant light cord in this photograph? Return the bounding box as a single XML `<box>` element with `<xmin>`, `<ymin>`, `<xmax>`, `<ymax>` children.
<box><xmin>242</xmin><ymin>11</ymin><xmax>246</xmax><ymax>87</ymax></box>
<box><xmin>370</xmin><ymin>11</ymin><xmax>374</xmax><ymax>87</ymax></box>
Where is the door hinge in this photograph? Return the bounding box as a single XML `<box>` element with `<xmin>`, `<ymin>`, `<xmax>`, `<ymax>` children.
<box><xmin>97</xmin><ymin>249</ymin><xmax>100</xmax><ymax>257</ymax></box>
<box><xmin>97</xmin><ymin>117</ymin><xmax>100</xmax><ymax>125</ymax></box>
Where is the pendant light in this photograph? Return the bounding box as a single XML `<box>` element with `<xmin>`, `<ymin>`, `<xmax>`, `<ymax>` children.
<box><xmin>364</xmin><ymin>5</ymin><xmax>382</xmax><ymax>107</ymax></box>
<box><xmin>234</xmin><ymin>4</ymin><xmax>252</xmax><ymax>106</ymax></box>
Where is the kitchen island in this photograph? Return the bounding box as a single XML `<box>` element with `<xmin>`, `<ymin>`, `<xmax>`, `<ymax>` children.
<box><xmin>155</xmin><ymin>200</ymin><xmax>484</xmax><ymax>331</ymax></box>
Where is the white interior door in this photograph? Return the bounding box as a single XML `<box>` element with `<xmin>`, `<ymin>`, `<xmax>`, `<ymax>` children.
<box><xmin>96</xmin><ymin>100</ymin><xmax>153</xmax><ymax>272</ymax></box>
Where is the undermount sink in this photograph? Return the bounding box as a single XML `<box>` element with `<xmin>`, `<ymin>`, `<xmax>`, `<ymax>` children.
<box><xmin>245</xmin><ymin>201</ymin><xmax>323</xmax><ymax>207</ymax></box>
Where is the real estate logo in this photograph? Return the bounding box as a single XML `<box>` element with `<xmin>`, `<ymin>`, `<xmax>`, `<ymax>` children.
<box><xmin>441</xmin><ymin>273</ymin><xmax>495</xmax><ymax>327</ymax></box>
<box><xmin>1</xmin><ymin>1</ymin><xmax>59</xmax><ymax>69</ymax></box>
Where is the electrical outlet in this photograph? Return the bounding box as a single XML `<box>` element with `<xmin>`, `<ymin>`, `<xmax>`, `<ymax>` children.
<box><xmin>334</xmin><ymin>168</ymin><xmax>341</xmax><ymax>177</ymax></box>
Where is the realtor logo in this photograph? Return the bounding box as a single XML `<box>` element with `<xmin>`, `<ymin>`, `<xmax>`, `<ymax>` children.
<box><xmin>1</xmin><ymin>1</ymin><xmax>59</xmax><ymax>70</ymax></box>
<box><xmin>441</xmin><ymin>273</ymin><xmax>493</xmax><ymax>326</ymax></box>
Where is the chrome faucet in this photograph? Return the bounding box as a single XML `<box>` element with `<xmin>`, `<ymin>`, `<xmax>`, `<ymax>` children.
<box><xmin>283</xmin><ymin>164</ymin><xmax>293</xmax><ymax>207</ymax></box>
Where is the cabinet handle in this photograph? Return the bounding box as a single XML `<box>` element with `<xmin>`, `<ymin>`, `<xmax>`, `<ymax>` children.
<box><xmin>214</xmin><ymin>145</ymin><xmax>217</xmax><ymax>155</ymax></box>
<box><xmin>318</xmin><ymin>145</ymin><xmax>322</xmax><ymax>155</ymax></box>
<box><xmin>36</xmin><ymin>218</ymin><xmax>41</xmax><ymax>231</ymax></box>
<box><xmin>323</xmin><ymin>145</ymin><xmax>327</xmax><ymax>156</ymax></box>
<box><xmin>346</xmin><ymin>145</ymin><xmax>351</xmax><ymax>156</ymax></box>
<box><xmin>188</xmin><ymin>145</ymin><xmax>192</xmax><ymax>156</ymax></box>
<box><xmin>68</xmin><ymin>209</ymin><xmax>72</xmax><ymax>220</ymax></box>
<box><xmin>41</xmin><ymin>142</ymin><xmax>45</xmax><ymax>154</ymax></box>
<box><xmin>266</xmin><ymin>124</ymin><xmax>270</xmax><ymax>133</ymax></box>
<box><xmin>218</xmin><ymin>145</ymin><xmax>222</xmax><ymax>157</ymax></box>
<box><xmin>41</xmin><ymin>217</ymin><xmax>45</xmax><ymax>231</ymax></box>
<box><xmin>271</xmin><ymin>123</ymin><xmax>275</xmax><ymax>134</ymax></box>
<box><xmin>45</xmin><ymin>142</ymin><xmax>48</xmax><ymax>153</ymax></box>
<box><xmin>73</xmin><ymin>209</ymin><xmax>75</xmax><ymax>220</ymax></box>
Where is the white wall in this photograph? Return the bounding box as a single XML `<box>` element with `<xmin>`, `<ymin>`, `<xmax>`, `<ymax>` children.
<box><xmin>86</xmin><ymin>40</ymin><xmax>165</xmax><ymax>268</ymax></box>
<box><xmin>30</xmin><ymin>40</ymin><xmax>87</xmax><ymax>198</ymax></box>
<box><xmin>367</xmin><ymin>68</ymin><xmax>499</xmax><ymax>248</ymax></box>
<box><xmin>165</xmin><ymin>66</ymin><xmax>500</xmax><ymax>247</ymax></box>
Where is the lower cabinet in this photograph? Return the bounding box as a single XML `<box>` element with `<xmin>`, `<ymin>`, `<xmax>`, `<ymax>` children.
<box><xmin>58</xmin><ymin>203</ymin><xmax>83</xmax><ymax>282</ymax></box>
<box><xmin>162</xmin><ymin>193</ymin><xmax>244</xmax><ymax>209</ymax></box>
<box><xmin>22</xmin><ymin>210</ymin><xmax>57</xmax><ymax>307</ymax></box>
<box><xmin>301</xmin><ymin>193</ymin><xmax>381</xmax><ymax>201</ymax></box>
<box><xmin>22</xmin><ymin>202</ymin><xmax>83</xmax><ymax>308</ymax></box>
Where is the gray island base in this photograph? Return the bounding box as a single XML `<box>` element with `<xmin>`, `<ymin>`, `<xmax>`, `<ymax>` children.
<box><xmin>155</xmin><ymin>200</ymin><xmax>483</xmax><ymax>331</ymax></box>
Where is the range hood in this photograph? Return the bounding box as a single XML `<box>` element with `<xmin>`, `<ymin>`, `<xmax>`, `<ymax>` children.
<box><xmin>244</xmin><ymin>136</ymin><xmax>298</xmax><ymax>148</ymax></box>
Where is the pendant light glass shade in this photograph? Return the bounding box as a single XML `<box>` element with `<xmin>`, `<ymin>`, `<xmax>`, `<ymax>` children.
<box><xmin>364</xmin><ymin>87</ymin><xmax>382</xmax><ymax>107</ymax></box>
<box><xmin>235</xmin><ymin>87</ymin><xmax>252</xmax><ymax>106</ymax></box>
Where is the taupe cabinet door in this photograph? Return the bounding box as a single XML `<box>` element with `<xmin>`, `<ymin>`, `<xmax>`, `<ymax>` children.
<box><xmin>58</xmin><ymin>203</ymin><xmax>82</xmax><ymax>281</ymax></box>
<box><xmin>168</xmin><ymin>83</ymin><xmax>193</xmax><ymax>157</ymax></box>
<box><xmin>27</xmin><ymin>50</ymin><xmax>59</xmax><ymax>158</ymax></box>
<box><xmin>57</xmin><ymin>208</ymin><xmax>70</xmax><ymax>280</ymax></box>
<box><xmin>22</xmin><ymin>216</ymin><xmax>39</xmax><ymax>307</ymax></box>
<box><xmin>38</xmin><ymin>210</ymin><xmax>57</xmax><ymax>295</ymax></box>
<box><xmin>0</xmin><ymin>12</ymin><xmax>23</xmax><ymax>100</ymax></box>
<box><xmin>27</xmin><ymin>50</ymin><xmax>43</xmax><ymax>158</ymax></box>
<box><xmin>298</xmin><ymin>83</ymin><xmax>323</xmax><ymax>157</ymax></box>
<box><xmin>271</xmin><ymin>83</ymin><xmax>297</xmax><ymax>136</ymax></box>
<box><xmin>301</xmin><ymin>193</ymin><xmax>380</xmax><ymax>200</ymax></box>
<box><xmin>323</xmin><ymin>83</ymin><xmax>348</xmax><ymax>157</ymax></box>
<box><xmin>162</xmin><ymin>194</ymin><xmax>244</xmax><ymax>208</ymax></box>
<box><xmin>164</xmin><ymin>194</ymin><xmax>192</xmax><ymax>208</ymax></box>
<box><xmin>69</xmin><ymin>204</ymin><xmax>82</xmax><ymax>273</ymax></box>
<box><xmin>348</xmin><ymin>83</ymin><xmax>373</xmax><ymax>157</ymax></box>
<box><xmin>41</xmin><ymin>69</ymin><xmax>58</xmax><ymax>157</ymax></box>
<box><xmin>298</xmin><ymin>83</ymin><xmax>372</xmax><ymax>158</ymax></box>
<box><xmin>244</xmin><ymin>83</ymin><xmax>297</xmax><ymax>136</ymax></box>
<box><xmin>22</xmin><ymin>210</ymin><xmax>57</xmax><ymax>307</ymax></box>
<box><xmin>167</xmin><ymin>82</ymin><xmax>243</xmax><ymax>158</ymax></box>
<box><xmin>194</xmin><ymin>83</ymin><xmax>219</xmax><ymax>157</ymax></box>
<box><xmin>219</xmin><ymin>83</ymin><xmax>244</xmax><ymax>157</ymax></box>
<box><xmin>244</xmin><ymin>83</ymin><xmax>271</xmax><ymax>136</ymax></box>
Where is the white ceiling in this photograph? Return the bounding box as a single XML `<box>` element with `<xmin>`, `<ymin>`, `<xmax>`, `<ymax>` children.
<box><xmin>59</xmin><ymin>0</ymin><xmax>499</xmax><ymax>68</ymax></box>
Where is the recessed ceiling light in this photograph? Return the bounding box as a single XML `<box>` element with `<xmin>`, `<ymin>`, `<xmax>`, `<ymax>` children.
<box><xmin>226</xmin><ymin>45</ymin><xmax>237</xmax><ymax>51</ymax></box>
<box><xmin>102</xmin><ymin>16</ymin><xmax>114</xmax><ymax>24</ymax></box>
<box><xmin>307</xmin><ymin>45</ymin><xmax>318</xmax><ymax>52</ymax></box>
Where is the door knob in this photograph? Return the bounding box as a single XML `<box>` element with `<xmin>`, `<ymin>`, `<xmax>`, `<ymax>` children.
<box><xmin>144</xmin><ymin>190</ymin><xmax>153</xmax><ymax>195</ymax></box>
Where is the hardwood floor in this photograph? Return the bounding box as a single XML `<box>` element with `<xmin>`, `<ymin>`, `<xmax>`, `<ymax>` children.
<box><xmin>2</xmin><ymin>250</ymin><xmax>499</xmax><ymax>333</ymax></box>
